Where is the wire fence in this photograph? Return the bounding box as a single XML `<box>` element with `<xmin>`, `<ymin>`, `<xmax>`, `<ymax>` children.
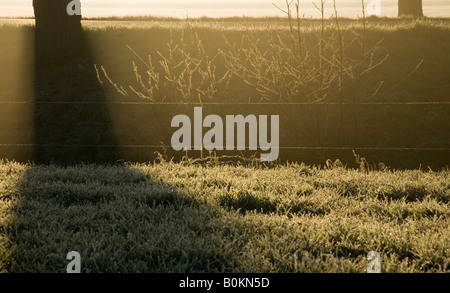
<box><xmin>0</xmin><ymin>144</ymin><xmax>449</xmax><ymax>151</ymax></box>
<box><xmin>1</xmin><ymin>100</ymin><xmax>449</xmax><ymax>152</ymax></box>
<box><xmin>1</xmin><ymin>101</ymin><xmax>450</xmax><ymax>105</ymax></box>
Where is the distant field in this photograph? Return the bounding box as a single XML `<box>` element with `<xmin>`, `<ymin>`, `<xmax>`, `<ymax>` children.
<box><xmin>0</xmin><ymin>160</ymin><xmax>448</xmax><ymax>273</ymax></box>
<box><xmin>2</xmin><ymin>15</ymin><xmax>450</xmax><ymax>27</ymax></box>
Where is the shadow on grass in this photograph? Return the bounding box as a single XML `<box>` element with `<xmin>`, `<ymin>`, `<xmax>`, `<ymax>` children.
<box><xmin>3</xmin><ymin>163</ymin><xmax>232</xmax><ymax>273</ymax></box>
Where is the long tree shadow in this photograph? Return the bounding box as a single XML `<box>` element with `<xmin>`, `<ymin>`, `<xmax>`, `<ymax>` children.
<box><xmin>2</xmin><ymin>163</ymin><xmax>232</xmax><ymax>273</ymax></box>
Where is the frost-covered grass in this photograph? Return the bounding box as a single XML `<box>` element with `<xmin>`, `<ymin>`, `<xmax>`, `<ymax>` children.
<box><xmin>0</xmin><ymin>161</ymin><xmax>448</xmax><ymax>273</ymax></box>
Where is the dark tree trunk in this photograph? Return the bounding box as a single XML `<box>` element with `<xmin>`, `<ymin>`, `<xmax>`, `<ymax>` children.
<box><xmin>32</xmin><ymin>0</ymin><xmax>119</xmax><ymax>164</ymax></box>
<box><xmin>33</xmin><ymin>0</ymin><xmax>83</xmax><ymax>66</ymax></box>
<box><xmin>398</xmin><ymin>0</ymin><xmax>423</xmax><ymax>17</ymax></box>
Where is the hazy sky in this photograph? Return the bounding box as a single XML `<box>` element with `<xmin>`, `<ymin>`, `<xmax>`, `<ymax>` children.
<box><xmin>1</xmin><ymin>0</ymin><xmax>449</xmax><ymax>18</ymax></box>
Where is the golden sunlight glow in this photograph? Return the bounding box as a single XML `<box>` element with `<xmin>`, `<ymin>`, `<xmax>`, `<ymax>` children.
<box><xmin>1</xmin><ymin>0</ymin><xmax>450</xmax><ymax>18</ymax></box>
<box><xmin>0</xmin><ymin>24</ymin><xmax>34</xmax><ymax>160</ymax></box>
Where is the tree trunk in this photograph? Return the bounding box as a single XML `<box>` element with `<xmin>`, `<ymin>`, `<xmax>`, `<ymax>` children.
<box><xmin>33</xmin><ymin>0</ymin><xmax>83</xmax><ymax>66</ymax></box>
<box><xmin>398</xmin><ymin>0</ymin><xmax>423</xmax><ymax>17</ymax></box>
<box><xmin>32</xmin><ymin>0</ymin><xmax>119</xmax><ymax>164</ymax></box>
